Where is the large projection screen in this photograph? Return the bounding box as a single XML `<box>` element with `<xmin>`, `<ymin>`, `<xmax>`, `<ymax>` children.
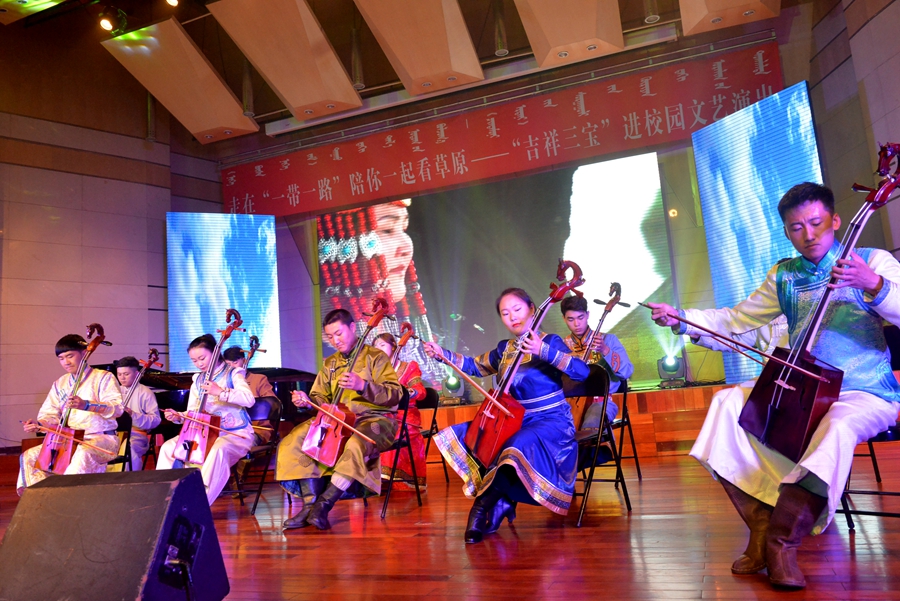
<box><xmin>167</xmin><ymin>212</ymin><xmax>281</xmax><ymax>372</ymax></box>
<box><xmin>692</xmin><ymin>81</ymin><xmax>823</xmax><ymax>383</ymax></box>
<box><xmin>317</xmin><ymin>152</ymin><xmax>673</xmax><ymax>388</ymax></box>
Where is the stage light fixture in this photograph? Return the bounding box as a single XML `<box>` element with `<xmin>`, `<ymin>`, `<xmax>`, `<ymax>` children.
<box><xmin>443</xmin><ymin>374</ymin><xmax>464</xmax><ymax>398</ymax></box>
<box><xmin>99</xmin><ymin>6</ymin><xmax>127</xmax><ymax>34</ymax></box>
<box><xmin>493</xmin><ymin>0</ymin><xmax>509</xmax><ymax>57</ymax></box>
<box><xmin>657</xmin><ymin>355</ymin><xmax>685</xmax><ymax>389</ymax></box>
<box><xmin>167</xmin><ymin>0</ymin><xmax>179</xmax><ymax>6</ymax></box>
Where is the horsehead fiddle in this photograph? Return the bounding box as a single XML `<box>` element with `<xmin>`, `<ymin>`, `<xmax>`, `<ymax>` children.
<box><xmin>299</xmin><ymin>297</ymin><xmax>391</xmax><ymax>467</ymax></box>
<box><xmin>645</xmin><ymin>142</ymin><xmax>900</xmax><ymax>462</ymax></box>
<box><xmin>390</xmin><ymin>322</ymin><xmax>416</xmax><ymax>370</ymax></box>
<box><xmin>435</xmin><ymin>259</ymin><xmax>586</xmax><ymax>467</ymax></box>
<box><xmin>171</xmin><ymin>309</ymin><xmax>250</xmax><ymax>466</ymax></box>
<box><xmin>35</xmin><ymin>323</ymin><xmax>116</xmax><ymax>473</ymax></box>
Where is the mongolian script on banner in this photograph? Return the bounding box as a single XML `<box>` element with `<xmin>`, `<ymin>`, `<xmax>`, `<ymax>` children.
<box><xmin>224</xmin><ymin>42</ymin><xmax>782</xmax><ymax>216</ymax></box>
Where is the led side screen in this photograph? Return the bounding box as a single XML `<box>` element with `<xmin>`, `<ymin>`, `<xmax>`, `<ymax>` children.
<box><xmin>317</xmin><ymin>152</ymin><xmax>673</xmax><ymax>387</ymax></box>
<box><xmin>692</xmin><ymin>82</ymin><xmax>823</xmax><ymax>383</ymax></box>
<box><xmin>167</xmin><ymin>213</ymin><xmax>281</xmax><ymax>372</ymax></box>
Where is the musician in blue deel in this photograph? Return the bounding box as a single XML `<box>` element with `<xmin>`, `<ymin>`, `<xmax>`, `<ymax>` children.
<box><xmin>650</xmin><ymin>182</ymin><xmax>900</xmax><ymax>589</ymax></box>
<box><xmin>425</xmin><ymin>287</ymin><xmax>590</xmax><ymax>544</ymax></box>
<box><xmin>560</xmin><ymin>295</ymin><xmax>634</xmax><ymax>429</ymax></box>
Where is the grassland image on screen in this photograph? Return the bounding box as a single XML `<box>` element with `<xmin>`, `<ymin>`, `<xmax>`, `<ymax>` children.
<box><xmin>692</xmin><ymin>81</ymin><xmax>823</xmax><ymax>384</ymax></box>
<box><xmin>167</xmin><ymin>213</ymin><xmax>281</xmax><ymax>372</ymax></box>
<box><xmin>317</xmin><ymin>151</ymin><xmax>673</xmax><ymax>387</ymax></box>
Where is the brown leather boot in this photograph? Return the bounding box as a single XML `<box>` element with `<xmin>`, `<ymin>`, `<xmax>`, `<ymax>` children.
<box><xmin>766</xmin><ymin>483</ymin><xmax>828</xmax><ymax>589</ymax></box>
<box><xmin>719</xmin><ymin>478</ymin><xmax>773</xmax><ymax>574</ymax></box>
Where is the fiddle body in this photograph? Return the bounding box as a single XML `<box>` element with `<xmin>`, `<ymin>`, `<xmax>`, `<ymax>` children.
<box><xmin>461</xmin><ymin>259</ymin><xmax>586</xmax><ymax>467</ymax></box>
<box><xmin>299</xmin><ymin>298</ymin><xmax>390</xmax><ymax>467</ymax></box>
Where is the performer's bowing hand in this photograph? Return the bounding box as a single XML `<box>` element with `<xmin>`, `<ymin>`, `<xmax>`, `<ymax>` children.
<box><xmin>647</xmin><ymin>302</ymin><xmax>680</xmax><ymax>328</ymax></box>
<box><xmin>520</xmin><ymin>329</ymin><xmax>543</xmax><ymax>355</ymax></box>
<box><xmin>422</xmin><ymin>341</ymin><xmax>442</xmax><ymax>358</ymax></box>
<box><xmin>291</xmin><ymin>390</ymin><xmax>312</xmax><ymax>408</ymax></box>
<box><xmin>338</xmin><ymin>371</ymin><xmax>365</xmax><ymax>392</ymax></box>
<box><xmin>830</xmin><ymin>251</ymin><xmax>883</xmax><ymax>295</ymax></box>
<box><xmin>163</xmin><ymin>408</ymin><xmax>184</xmax><ymax>424</ymax></box>
<box><xmin>22</xmin><ymin>419</ymin><xmax>45</xmax><ymax>433</ymax></box>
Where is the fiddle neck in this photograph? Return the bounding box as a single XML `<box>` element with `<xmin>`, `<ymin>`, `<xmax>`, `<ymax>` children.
<box><xmin>798</xmin><ymin>205</ymin><xmax>875</xmax><ymax>353</ymax></box>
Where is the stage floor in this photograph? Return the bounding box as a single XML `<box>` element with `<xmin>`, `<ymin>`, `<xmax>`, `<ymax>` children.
<box><xmin>3</xmin><ymin>449</ymin><xmax>900</xmax><ymax>600</ymax></box>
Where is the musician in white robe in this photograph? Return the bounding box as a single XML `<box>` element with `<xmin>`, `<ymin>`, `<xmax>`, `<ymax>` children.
<box><xmin>156</xmin><ymin>334</ymin><xmax>255</xmax><ymax>506</ymax></box>
<box><xmin>115</xmin><ymin>356</ymin><xmax>162</xmax><ymax>471</ymax></box>
<box><xmin>650</xmin><ymin>183</ymin><xmax>900</xmax><ymax>589</ymax></box>
<box><xmin>18</xmin><ymin>334</ymin><xmax>122</xmax><ymax>494</ymax></box>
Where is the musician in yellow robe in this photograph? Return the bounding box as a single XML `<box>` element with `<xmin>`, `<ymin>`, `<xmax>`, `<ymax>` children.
<box><xmin>276</xmin><ymin>309</ymin><xmax>403</xmax><ymax>531</ymax></box>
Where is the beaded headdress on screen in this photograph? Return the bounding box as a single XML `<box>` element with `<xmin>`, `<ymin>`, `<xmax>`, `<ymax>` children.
<box><xmin>317</xmin><ymin>200</ymin><xmax>427</xmax><ymax>322</ymax></box>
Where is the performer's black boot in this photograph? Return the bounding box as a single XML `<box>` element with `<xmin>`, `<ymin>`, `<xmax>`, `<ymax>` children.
<box><xmin>465</xmin><ymin>484</ymin><xmax>506</xmax><ymax>544</ymax></box>
<box><xmin>719</xmin><ymin>477</ymin><xmax>772</xmax><ymax>574</ymax></box>
<box><xmin>282</xmin><ymin>478</ymin><xmax>325</xmax><ymax>531</ymax></box>
<box><xmin>766</xmin><ymin>483</ymin><xmax>828</xmax><ymax>589</ymax></box>
<box><xmin>307</xmin><ymin>484</ymin><xmax>344</xmax><ymax>530</ymax></box>
<box><xmin>484</xmin><ymin>496</ymin><xmax>517</xmax><ymax>534</ymax></box>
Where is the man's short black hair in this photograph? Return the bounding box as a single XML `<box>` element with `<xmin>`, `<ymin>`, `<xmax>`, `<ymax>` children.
<box><xmin>777</xmin><ymin>182</ymin><xmax>835</xmax><ymax>221</ymax></box>
<box><xmin>55</xmin><ymin>334</ymin><xmax>86</xmax><ymax>356</ymax></box>
<box><xmin>115</xmin><ymin>356</ymin><xmax>140</xmax><ymax>369</ymax></box>
<box><xmin>324</xmin><ymin>308</ymin><xmax>354</xmax><ymax>328</ymax></box>
<box><xmin>223</xmin><ymin>346</ymin><xmax>245</xmax><ymax>361</ymax></box>
<box><xmin>560</xmin><ymin>295</ymin><xmax>588</xmax><ymax>315</ymax></box>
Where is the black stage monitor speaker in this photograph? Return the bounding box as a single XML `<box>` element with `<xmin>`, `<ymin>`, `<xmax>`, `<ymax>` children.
<box><xmin>0</xmin><ymin>469</ymin><xmax>229</xmax><ymax>601</ymax></box>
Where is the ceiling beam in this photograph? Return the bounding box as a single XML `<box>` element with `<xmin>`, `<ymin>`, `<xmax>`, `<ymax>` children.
<box><xmin>102</xmin><ymin>17</ymin><xmax>258</xmax><ymax>144</ymax></box>
<box><xmin>207</xmin><ymin>0</ymin><xmax>362</xmax><ymax>123</ymax></box>
<box><xmin>513</xmin><ymin>0</ymin><xmax>625</xmax><ymax>68</ymax></box>
<box><xmin>353</xmin><ymin>0</ymin><xmax>484</xmax><ymax>96</ymax></box>
<box><xmin>679</xmin><ymin>0</ymin><xmax>781</xmax><ymax>36</ymax></box>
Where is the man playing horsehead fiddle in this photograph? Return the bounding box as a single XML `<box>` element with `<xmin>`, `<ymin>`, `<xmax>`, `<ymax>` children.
<box><xmin>650</xmin><ymin>182</ymin><xmax>900</xmax><ymax>589</ymax></box>
<box><xmin>276</xmin><ymin>308</ymin><xmax>403</xmax><ymax>531</ymax></box>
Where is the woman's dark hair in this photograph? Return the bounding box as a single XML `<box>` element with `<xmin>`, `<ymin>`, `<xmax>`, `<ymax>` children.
<box><xmin>374</xmin><ymin>332</ymin><xmax>397</xmax><ymax>351</ymax></box>
<box><xmin>188</xmin><ymin>334</ymin><xmax>218</xmax><ymax>354</ymax></box>
<box><xmin>495</xmin><ymin>287</ymin><xmax>534</xmax><ymax>315</ymax></box>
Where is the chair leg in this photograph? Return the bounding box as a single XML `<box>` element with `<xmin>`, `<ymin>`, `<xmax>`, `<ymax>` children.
<box><xmin>406</xmin><ymin>435</ymin><xmax>422</xmax><ymax>507</ymax></box>
<box><xmin>841</xmin><ymin>489</ymin><xmax>855</xmax><ymax>530</ymax></box>
<box><xmin>381</xmin><ymin>436</ymin><xmax>405</xmax><ymax>519</ymax></box>
<box><xmin>869</xmin><ymin>441</ymin><xmax>882</xmax><ymax>484</ymax></box>
<box><xmin>250</xmin><ymin>449</ymin><xmax>273</xmax><ymax>516</ymax></box>
<box><xmin>232</xmin><ymin>465</ymin><xmax>245</xmax><ymax>506</ymax></box>
<box><xmin>606</xmin><ymin>424</ymin><xmax>631</xmax><ymax>512</ymax></box>
<box><xmin>576</xmin><ymin>436</ymin><xmax>604</xmax><ymax>528</ymax></box>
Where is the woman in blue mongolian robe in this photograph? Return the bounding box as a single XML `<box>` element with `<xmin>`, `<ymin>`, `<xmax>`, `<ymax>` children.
<box><xmin>424</xmin><ymin>288</ymin><xmax>590</xmax><ymax>543</ymax></box>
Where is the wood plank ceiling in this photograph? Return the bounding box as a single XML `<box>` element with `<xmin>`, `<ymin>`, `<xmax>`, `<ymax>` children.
<box><xmin>16</xmin><ymin>0</ymin><xmax>785</xmax><ymax>144</ymax></box>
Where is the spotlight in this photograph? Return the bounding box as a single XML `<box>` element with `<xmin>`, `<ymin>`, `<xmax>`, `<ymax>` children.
<box><xmin>166</xmin><ymin>0</ymin><xmax>179</xmax><ymax>6</ymax></box>
<box><xmin>444</xmin><ymin>375</ymin><xmax>463</xmax><ymax>397</ymax></box>
<box><xmin>99</xmin><ymin>6</ymin><xmax>127</xmax><ymax>34</ymax></box>
<box><xmin>657</xmin><ymin>354</ymin><xmax>685</xmax><ymax>389</ymax></box>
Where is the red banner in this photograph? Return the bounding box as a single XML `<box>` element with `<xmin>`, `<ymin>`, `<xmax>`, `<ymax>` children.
<box><xmin>224</xmin><ymin>42</ymin><xmax>782</xmax><ymax>216</ymax></box>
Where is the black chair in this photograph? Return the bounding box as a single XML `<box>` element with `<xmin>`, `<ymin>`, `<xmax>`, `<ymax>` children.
<box><xmin>230</xmin><ymin>396</ymin><xmax>283</xmax><ymax>515</ymax></box>
<box><xmin>106</xmin><ymin>411</ymin><xmax>133</xmax><ymax>472</ymax></box>
<box><xmin>610</xmin><ymin>380</ymin><xmax>642</xmax><ymax>482</ymax></box>
<box><xmin>837</xmin><ymin>421</ymin><xmax>900</xmax><ymax>529</ymax></box>
<box><xmin>381</xmin><ymin>388</ymin><xmax>423</xmax><ymax>518</ymax></box>
<box><xmin>564</xmin><ymin>365</ymin><xmax>632</xmax><ymax>527</ymax></box>
<box><xmin>417</xmin><ymin>387</ymin><xmax>450</xmax><ymax>483</ymax></box>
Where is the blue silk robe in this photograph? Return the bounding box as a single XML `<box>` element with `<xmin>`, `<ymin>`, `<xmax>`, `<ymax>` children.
<box><xmin>434</xmin><ymin>333</ymin><xmax>590</xmax><ymax>514</ymax></box>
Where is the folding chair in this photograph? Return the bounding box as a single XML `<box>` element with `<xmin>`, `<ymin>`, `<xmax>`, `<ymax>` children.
<box><xmin>230</xmin><ymin>396</ymin><xmax>283</xmax><ymax>515</ymax></box>
<box><xmin>564</xmin><ymin>365</ymin><xmax>632</xmax><ymax>527</ymax></box>
<box><xmin>381</xmin><ymin>388</ymin><xmax>422</xmax><ymax>518</ymax></box>
<box><xmin>837</xmin><ymin>421</ymin><xmax>900</xmax><ymax>529</ymax></box>
<box><xmin>106</xmin><ymin>411</ymin><xmax>133</xmax><ymax>472</ymax></box>
<box><xmin>610</xmin><ymin>380</ymin><xmax>642</xmax><ymax>482</ymax></box>
<box><xmin>418</xmin><ymin>387</ymin><xmax>450</xmax><ymax>483</ymax></box>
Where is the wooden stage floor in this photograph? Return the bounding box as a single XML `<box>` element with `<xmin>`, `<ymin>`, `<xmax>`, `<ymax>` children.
<box><xmin>3</xmin><ymin>448</ymin><xmax>900</xmax><ymax>600</ymax></box>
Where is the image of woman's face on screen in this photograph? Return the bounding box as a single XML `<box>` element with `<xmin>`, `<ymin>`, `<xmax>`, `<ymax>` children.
<box><xmin>373</xmin><ymin>203</ymin><xmax>413</xmax><ymax>303</ymax></box>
